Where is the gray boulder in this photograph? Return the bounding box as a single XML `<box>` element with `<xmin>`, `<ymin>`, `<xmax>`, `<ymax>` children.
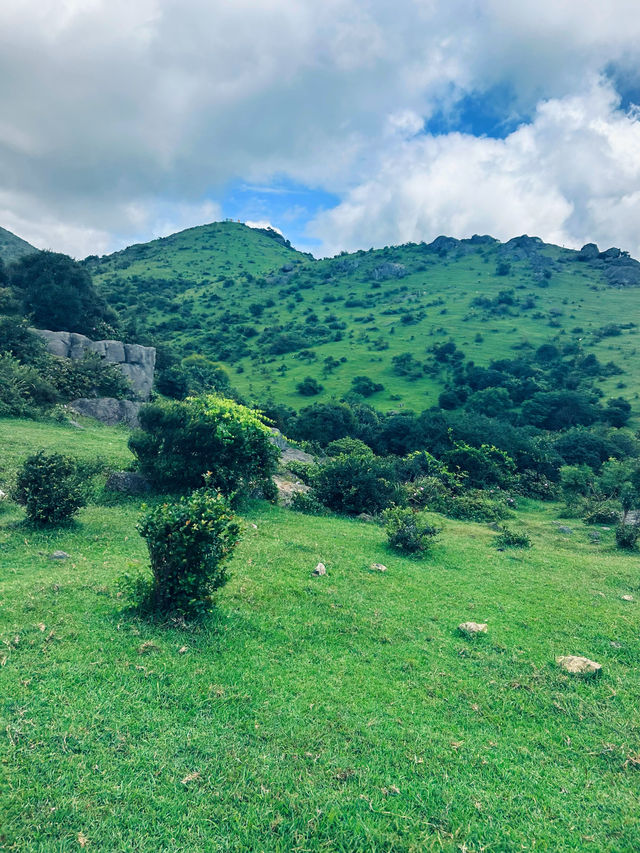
<box><xmin>69</xmin><ymin>398</ymin><xmax>142</xmax><ymax>427</ymax></box>
<box><xmin>577</xmin><ymin>243</ymin><xmax>599</xmax><ymax>261</ymax></box>
<box><xmin>105</xmin><ymin>471</ymin><xmax>151</xmax><ymax>495</ymax></box>
<box><xmin>34</xmin><ymin>329</ymin><xmax>155</xmax><ymax>400</ymax></box>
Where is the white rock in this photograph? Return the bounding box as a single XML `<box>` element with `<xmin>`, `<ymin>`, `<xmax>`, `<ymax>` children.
<box><xmin>370</xmin><ymin>563</ymin><xmax>387</xmax><ymax>572</ymax></box>
<box><xmin>50</xmin><ymin>551</ymin><xmax>70</xmax><ymax>560</ymax></box>
<box><xmin>0</xmin><ymin>489</ymin><xmax>6</xmax><ymax>500</ymax></box>
<box><xmin>556</xmin><ymin>655</ymin><xmax>602</xmax><ymax>676</ymax></box>
<box><xmin>312</xmin><ymin>562</ymin><xmax>327</xmax><ymax>576</ymax></box>
<box><xmin>458</xmin><ymin>622</ymin><xmax>487</xmax><ymax>635</ymax></box>
<box><xmin>621</xmin><ymin>595</ymin><xmax>634</xmax><ymax>602</ymax></box>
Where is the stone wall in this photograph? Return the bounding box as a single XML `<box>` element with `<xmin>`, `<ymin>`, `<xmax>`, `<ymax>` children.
<box><xmin>35</xmin><ymin>329</ymin><xmax>156</xmax><ymax>401</ymax></box>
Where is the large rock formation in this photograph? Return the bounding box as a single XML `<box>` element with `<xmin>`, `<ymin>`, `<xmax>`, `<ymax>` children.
<box><xmin>69</xmin><ymin>398</ymin><xmax>142</xmax><ymax>427</ymax></box>
<box><xmin>35</xmin><ymin>330</ymin><xmax>155</xmax><ymax>400</ymax></box>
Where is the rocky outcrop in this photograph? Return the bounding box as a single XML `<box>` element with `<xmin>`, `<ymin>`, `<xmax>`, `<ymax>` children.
<box><xmin>69</xmin><ymin>398</ymin><xmax>142</xmax><ymax>427</ymax></box>
<box><xmin>105</xmin><ymin>471</ymin><xmax>151</xmax><ymax>495</ymax></box>
<box><xmin>35</xmin><ymin>330</ymin><xmax>155</xmax><ymax>400</ymax></box>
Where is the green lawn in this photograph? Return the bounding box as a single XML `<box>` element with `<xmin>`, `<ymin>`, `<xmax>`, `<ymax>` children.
<box><xmin>1</xmin><ymin>421</ymin><xmax>640</xmax><ymax>850</ymax></box>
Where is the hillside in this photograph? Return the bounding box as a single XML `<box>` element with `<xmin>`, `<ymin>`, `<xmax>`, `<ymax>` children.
<box><xmin>2</xmin><ymin>416</ymin><xmax>640</xmax><ymax>851</ymax></box>
<box><xmin>88</xmin><ymin>225</ymin><xmax>640</xmax><ymax>414</ymax></box>
<box><xmin>0</xmin><ymin>225</ymin><xmax>38</xmax><ymax>264</ymax></box>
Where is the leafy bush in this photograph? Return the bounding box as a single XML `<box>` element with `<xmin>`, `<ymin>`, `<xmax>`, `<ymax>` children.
<box><xmin>135</xmin><ymin>483</ymin><xmax>240</xmax><ymax>617</ymax></box>
<box><xmin>350</xmin><ymin>375</ymin><xmax>384</xmax><ymax>397</ymax></box>
<box><xmin>310</xmin><ymin>454</ymin><xmax>400</xmax><ymax>515</ymax></box>
<box><xmin>580</xmin><ymin>499</ymin><xmax>621</xmax><ymax>525</ymax></box>
<box><xmin>48</xmin><ymin>352</ymin><xmax>132</xmax><ymax>400</ymax></box>
<box><xmin>325</xmin><ymin>437</ymin><xmax>373</xmax><ymax>457</ymax></box>
<box><xmin>615</xmin><ymin>523</ymin><xmax>640</xmax><ymax>551</ymax></box>
<box><xmin>494</xmin><ymin>526</ymin><xmax>532</xmax><ymax>548</ymax></box>
<box><xmin>0</xmin><ymin>354</ymin><xmax>57</xmax><ymax>417</ymax></box>
<box><xmin>296</xmin><ymin>376</ymin><xmax>323</xmax><ymax>396</ymax></box>
<box><xmin>14</xmin><ymin>450</ymin><xmax>87</xmax><ymax>525</ymax></box>
<box><xmin>129</xmin><ymin>395</ymin><xmax>278</xmax><ymax>497</ymax></box>
<box><xmin>289</xmin><ymin>491</ymin><xmax>329</xmax><ymax>515</ymax></box>
<box><xmin>384</xmin><ymin>507</ymin><xmax>439</xmax><ymax>554</ymax></box>
<box><xmin>436</xmin><ymin>490</ymin><xmax>514</xmax><ymax>522</ymax></box>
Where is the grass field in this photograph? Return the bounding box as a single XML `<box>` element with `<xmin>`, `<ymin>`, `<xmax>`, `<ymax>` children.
<box><xmin>2</xmin><ymin>418</ymin><xmax>640</xmax><ymax>850</ymax></box>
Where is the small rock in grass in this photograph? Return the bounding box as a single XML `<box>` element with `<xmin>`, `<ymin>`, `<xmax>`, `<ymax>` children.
<box><xmin>458</xmin><ymin>622</ymin><xmax>488</xmax><ymax>636</ymax></box>
<box><xmin>621</xmin><ymin>595</ymin><xmax>634</xmax><ymax>602</ymax></box>
<box><xmin>312</xmin><ymin>562</ymin><xmax>327</xmax><ymax>576</ymax></box>
<box><xmin>556</xmin><ymin>655</ymin><xmax>602</xmax><ymax>676</ymax></box>
<box><xmin>370</xmin><ymin>563</ymin><xmax>387</xmax><ymax>572</ymax></box>
<box><xmin>0</xmin><ymin>489</ymin><xmax>7</xmax><ymax>501</ymax></box>
<box><xmin>557</xmin><ymin>526</ymin><xmax>573</xmax><ymax>535</ymax></box>
<box><xmin>50</xmin><ymin>551</ymin><xmax>70</xmax><ymax>560</ymax></box>
<box><xmin>250</xmin><ymin>523</ymin><xmax>258</xmax><ymax>529</ymax></box>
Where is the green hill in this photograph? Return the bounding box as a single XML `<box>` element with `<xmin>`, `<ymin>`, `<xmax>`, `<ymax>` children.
<box><xmin>89</xmin><ymin>225</ymin><xmax>640</xmax><ymax>413</ymax></box>
<box><xmin>0</xmin><ymin>225</ymin><xmax>38</xmax><ymax>264</ymax></box>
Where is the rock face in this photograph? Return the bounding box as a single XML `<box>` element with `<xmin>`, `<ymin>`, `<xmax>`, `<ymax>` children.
<box><xmin>35</xmin><ymin>329</ymin><xmax>155</xmax><ymax>400</ymax></box>
<box><xmin>556</xmin><ymin>655</ymin><xmax>602</xmax><ymax>676</ymax></box>
<box><xmin>69</xmin><ymin>398</ymin><xmax>142</xmax><ymax>427</ymax></box>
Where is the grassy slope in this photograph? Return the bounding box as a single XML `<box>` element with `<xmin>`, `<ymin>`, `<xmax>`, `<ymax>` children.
<box><xmin>0</xmin><ymin>226</ymin><xmax>38</xmax><ymax>265</ymax></box>
<box><xmin>90</xmin><ymin>226</ymin><xmax>640</xmax><ymax>414</ymax></box>
<box><xmin>1</xmin><ymin>418</ymin><xmax>640</xmax><ymax>851</ymax></box>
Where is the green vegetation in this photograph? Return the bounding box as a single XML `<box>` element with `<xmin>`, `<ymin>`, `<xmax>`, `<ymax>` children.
<box><xmin>132</xmin><ymin>482</ymin><xmax>240</xmax><ymax>617</ymax></box>
<box><xmin>14</xmin><ymin>450</ymin><xmax>87</xmax><ymax>526</ymax></box>
<box><xmin>2</xmin><ymin>417</ymin><xmax>640</xmax><ymax>850</ymax></box>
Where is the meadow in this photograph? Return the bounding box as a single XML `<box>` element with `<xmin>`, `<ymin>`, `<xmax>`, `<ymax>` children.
<box><xmin>2</xmin><ymin>417</ymin><xmax>640</xmax><ymax>851</ymax></box>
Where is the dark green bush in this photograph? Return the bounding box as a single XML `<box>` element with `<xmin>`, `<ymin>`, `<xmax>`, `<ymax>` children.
<box><xmin>14</xmin><ymin>450</ymin><xmax>86</xmax><ymax>525</ymax></box>
<box><xmin>615</xmin><ymin>523</ymin><xmax>639</xmax><ymax>551</ymax></box>
<box><xmin>310</xmin><ymin>454</ymin><xmax>400</xmax><ymax>515</ymax></box>
<box><xmin>296</xmin><ymin>376</ymin><xmax>323</xmax><ymax>396</ymax></box>
<box><xmin>384</xmin><ymin>507</ymin><xmax>439</xmax><ymax>554</ymax></box>
<box><xmin>325</xmin><ymin>437</ymin><xmax>373</xmax><ymax>457</ymax></box>
<box><xmin>129</xmin><ymin>395</ymin><xmax>278</xmax><ymax>496</ymax></box>
<box><xmin>494</xmin><ymin>526</ymin><xmax>531</xmax><ymax>548</ymax></box>
<box><xmin>436</xmin><ymin>490</ymin><xmax>514</xmax><ymax>522</ymax></box>
<box><xmin>135</xmin><ymin>483</ymin><xmax>240</xmax><ymax>617</ymax></box>
<box><xmin>289</xmin><ymin>491</ymin><xmax>329</xmax><ymax>515</ymax></box>
<box><xmin>0</xmin><ymin>354</ymin><xmax>57</xmax><ymax>417</ymax></box>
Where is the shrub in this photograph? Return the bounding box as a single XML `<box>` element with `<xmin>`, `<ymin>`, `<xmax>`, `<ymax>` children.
<box><xmin>128</xmin><ymin>395</ymin><xmax>278</xmax><ymax>496</ymax></box>
<box><xmin>436</xmin><ymin>490</ymin><xmax>514</xmax><ymax>522</ymax></box>
<box><xmin>325</xmin><ymin>437</ymin><xmax>373</xmax><ymax>458</ymax></box>
<box><xmin>615</xmin><ymin>523</ymin><xmax>640</xmax><ymax>551</ymax></box>
<box><xmin>14</xmin><ymin>450</ymin><xmax>86</xmax><ymax>525</ymax></box>
<box><xmin>494</xmin><ymin>526</ymin><xmax>532</xmax><ymax>548</ymax></box>
<box><xmin>310</xmin><ymin>454</ymin><xmax>400</xmax><ymax>515</ymax></box>
<box><xmin>135</xmin><ymin>483</ymin><xmax>241</xmax><ymax>617</ymax></box>
<box><xmin>289</xmin><ymin>491</ymin><xmax>328</xmax><ymax>515</ymax></box>
<box><xmin>48</xmin><ymin>352</ymin><xmax>132</xmax><ymax>400</ymax></box>
<box><xmin>296</xmin><ymin>376</ymin><xmax>323</xmax><ymax>396</ymax></box>
<box><xmin>384</xmin><ymin>507</ymin><xmax>439</xmax><ymax>554</ymax></box>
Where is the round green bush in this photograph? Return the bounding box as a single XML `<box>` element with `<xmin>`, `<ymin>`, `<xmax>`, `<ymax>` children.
<box><xmin>383</xmin><ymin>507</ymin><xmax>439</xmax><ymax>554</ymax></box>
<box><xmin>136</xmin><ymin>483</ymin><xmax>241</xmax><ymax>617</ymax></box>
<box><xmin>14</xmin><ymin>450</ymin><xmax>86</xmax><ymax>526</ymax></box>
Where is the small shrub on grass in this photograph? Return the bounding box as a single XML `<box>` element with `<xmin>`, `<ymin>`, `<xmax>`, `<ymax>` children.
<box><xmin>615</xmin><ymin>523</ymin><xmax>640</xmax><ymax>551</ymax></box>
<box><xmin>384</xmin><ymin>507</ymin><xmax>439</xmax><ymax>554</ymax></box>
<box><xmin>14</xmin><ymin>450</ymin><xmax>87</xmax><ymax>526</ymax></box>
<box><xmin>289</xmin><ymin>491</ymin><xmax>328</xmax><ymax>515</ymax></box>
<box><xmin>437</xmin><ymin>490</ymin><xmax>514</xmax><ymax>522</ymax></box>
<box><xmin>134</xmin><ymin>481</ymin><xmax>241</xmax><ymax>618</ymax></box>
<box><xmin>494</xmin><ymin>525</ymin><xmax>532</xmax><ymax>549</ymax></box>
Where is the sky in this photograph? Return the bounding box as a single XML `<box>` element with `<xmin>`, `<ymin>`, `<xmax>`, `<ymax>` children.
<box><xmin>2</xmin><ymin>0</ymin><xmax>640</xmax><ymax>259</ymax></box>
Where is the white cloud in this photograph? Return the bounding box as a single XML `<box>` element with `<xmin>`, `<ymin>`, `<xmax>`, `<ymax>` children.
<box><xmin>311</xmin><ymin>80</ymin><xmax>640</xmax><ymax>257</ymax></box>
<box><xmin>1</xmin><ymin>1</ymin><xmax>640</xmax><ymax>254</ymax></box>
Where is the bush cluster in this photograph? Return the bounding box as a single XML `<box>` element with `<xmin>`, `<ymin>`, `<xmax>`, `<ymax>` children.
<box><xmin>384</xmin><ymin>507</ymin><xmax>439</xmax><ymax>554</ymax></box>
<box><xmin>14</xmin><ymin>450</ymin><xmax>87</xmax><ymax>525</ymax></box>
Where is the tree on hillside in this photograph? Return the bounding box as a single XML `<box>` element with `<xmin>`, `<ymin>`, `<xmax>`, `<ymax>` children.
<box><xmin>8</xmin><ymin>251</ymin><xmax>117</xmax><ymax>337</ymax></box>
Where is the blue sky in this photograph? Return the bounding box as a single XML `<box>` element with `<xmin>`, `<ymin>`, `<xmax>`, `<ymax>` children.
<box><xmin>2</xmin><ymin>1</ymin><xmax>640</xmax><ymax>259</ymax></box>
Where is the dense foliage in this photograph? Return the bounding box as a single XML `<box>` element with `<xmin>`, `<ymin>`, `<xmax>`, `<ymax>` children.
<box><xmin>129</xmin><ymin>395</ymin><xmax>279</xmax><ymax>497</ymax></box>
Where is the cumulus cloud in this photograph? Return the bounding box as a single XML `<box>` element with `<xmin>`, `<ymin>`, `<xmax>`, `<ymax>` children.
<box><xmin>0</xmin><ymin>0</ymin><xmax>640</xmax><ymax>255</ymax></box>
<box><xmin>312</xmin><ymin>79</ymin><xmax>640</xmax><ymax>256</ymax></box>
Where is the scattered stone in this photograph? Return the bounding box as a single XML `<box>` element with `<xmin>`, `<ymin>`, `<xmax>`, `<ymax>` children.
<box><xmin>358</xmin><ymin>513</ymin><xmax>374</xmax><ymax>522</ymax></box>
<box><xmin>312</xmin><ymin>562</ymin><xmax>327</xmax><ymax>576</ymax></box>
<box><xmin>370</xmin><ymin>563</ymin><xmax>387</xmax><ymax>572</ymax></box>
<box><xmin>250</xmin><ymin>523</ymin><xmax>258</xmax><ymax>529</ymax></box>
<box><xmin>458</xmin><ymin>622</ymin><xmax>488</xmax><ymax>636</ymax></box>
<box><xmin>611</xmin><ymin>641</ymin><xmax>622</xmax><ymax>648</ymax></box>
<box><xmin>50</xmin><ymin>551</ymin><xmax>70</xmax><ymax>560</ymax></box>
<box><xmin>556</xmin><ymin>526</ymin><xmax>573</xmax><ymax>535</ymax></box>
<box><xmin>105</xmin><ymin>471</ymin><xmax>151</xmax><ymax>495</ymax></box>
<box><xmin>601</xmin><ymin>526</ymin><xmax>611</xmax><ymax>531</ymax></box>
<box><xmin>0</xmin><ymin>489</ymin><xmax>6</xmax><ymax>501</ymax></box>
<box><xmin>621</xmin><ymin>595</ymin><xmax>634</xmax><ymax>602</ymax></box>
<box><xmin>273</xmin><ymin>474</ymin><xmax>309</xmax><ymax>506</ymax></box>
<box><xmin>556</xmin><ymin>655</ymin><xmax>602</xmax><ymax>676</ymax></box>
